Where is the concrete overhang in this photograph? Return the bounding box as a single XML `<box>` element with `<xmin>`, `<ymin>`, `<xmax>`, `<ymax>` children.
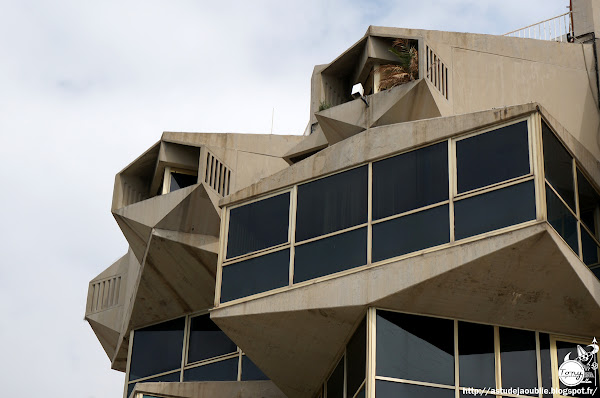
<box><xmin>132</xmin><ymin>381</ymin><xmax>286</xmax><ymax>398</ymax></box>
<box><xmin>211</xmin><ymin>222</ymin><xmax>600</xmax><ymax>398</ymax></box>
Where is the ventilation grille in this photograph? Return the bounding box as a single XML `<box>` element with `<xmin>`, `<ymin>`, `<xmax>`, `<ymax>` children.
<box><xmin>88</xmin><ymin>276</ymin><xmax>122</xmax><ymax>313</ymax></box>
<box><xmin>204</xmin><ymin>151</ymin><xmax>231</xmax><ymax>196</ymax></box>
<box><xmin>426</xmin><ymin>45</ymin><xmax>449</xmax><ymax>100</ymax></box>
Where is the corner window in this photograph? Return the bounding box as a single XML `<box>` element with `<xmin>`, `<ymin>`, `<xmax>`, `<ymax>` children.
<box><xmin>161</xmin><ymin>166</ymin><xmax>197</xmax><ymax>194</ymax></box>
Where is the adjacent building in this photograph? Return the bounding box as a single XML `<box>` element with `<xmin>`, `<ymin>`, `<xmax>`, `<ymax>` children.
<box><xmin>85</xmin><ymin>2</ymin><xmax>600</xmax><ymax>397</ymax></box>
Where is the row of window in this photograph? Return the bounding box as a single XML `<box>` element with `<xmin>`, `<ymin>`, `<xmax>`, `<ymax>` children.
<box><xmin>125</xmin><ymin>314</ymin><xmax>267</xmax><ymax>398</ymax></box>
<box><xmin>219</xmin><ymin>119</ymin><xmax>537</xmax><ymax>303</ymax></box>
<box><xmin>542</xmin><ymin>122</ymin><xmax>600</xmax><ymax>276</ymax></box>
<box><xmin>320</xmin><ymin>309</ymin><xmax>598</xmax><ymax>398</ymax></box>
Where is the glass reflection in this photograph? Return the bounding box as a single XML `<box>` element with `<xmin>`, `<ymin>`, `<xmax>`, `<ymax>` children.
<box><xmin>188</xmin><ymin>315</ymin><xmax>237</xmax><ymax>363</ymax></box>
<box><xmin>543</xmin><ymin>122</ymin><xmax>575</xmax><ymax>210</ymax></box>
<box><xmin>183</xmin><ymin>357</ymin><xmax>239</xmax><ymax>381</ymax></box>
<box><xmin>546</xmin><ymin>185</ymin><xmax>578</xmax><ymax>253</ymax></box>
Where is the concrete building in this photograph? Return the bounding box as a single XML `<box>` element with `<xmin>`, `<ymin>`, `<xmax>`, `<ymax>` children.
<box><xmin>86</xmin><ymin>2</ymin><xmax>600</xmax><ymax>397</ymax></box>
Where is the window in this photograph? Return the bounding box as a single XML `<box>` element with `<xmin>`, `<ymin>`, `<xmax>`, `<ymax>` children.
<box><xmin>187</xmin><ymin>315</ymin><xmax>237</xmax><ymax>364</ymax></box>
<box><xmin>543</xmin><ymin>122</ymin><xmax>575</xmax><ymax>210</ymax></box>
<box><xmin>456</xmin><ymin>120</ymin><xmax>530</xmax><ymax>194</ymax></box>
<box><xmin>458</xmin><ymin>322</ymin><xmax>495</xmax><ymax>390</ymax></box>
<box><xmin>226</xmin><ymin>192</ymin><xmax>290</xmax><ymax>259</ymax></box>
<box><xmin>161</xmin><ymin>166</ymin><xmax>197</xmax><ymax>194</ymax></box>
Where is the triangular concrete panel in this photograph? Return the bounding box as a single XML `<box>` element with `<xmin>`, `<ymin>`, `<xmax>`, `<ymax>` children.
<box><xmin>155</xmin><ymin>182</ymin><xmax>221</xmax><ymax>237</ymax></box>
<box><xmin>88</xmin><ymin>317</ymin><xmax>121</xmax><ymax>360</ymax></box>
<box><xmin>372</xmin><ymin>79</ymin><xmax>442</xmax><ymax>127</ymax></box>
<box><xmin>114</xmin><ymin>215</ymin><xmax>152</xmax><ymax>264</ymax></box>
<box><xmin>368</xmin><ymin>79</ymin><xmax>420</xmax><ymax>123</ymax></box>
<box><xmin>316</xmin><ymin>113</ymin><xmax>366</xmax><ymax>145</ymax></box>
<box><xmin>283</xmin><ymin>127</ymin><xmax>329</xmax><ymax>164</ymax></box>
<box><xmin>212</xmin><ymin>307</ymin><xmax>364</xmax><ymax>398</ymax></box>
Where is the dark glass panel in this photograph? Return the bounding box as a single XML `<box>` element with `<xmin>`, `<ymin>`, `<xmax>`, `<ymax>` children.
<box><xmin>458</xmin><ymin>321</ymin><xmax>495</xmax><ymax>389</ymax></box>
<box><xmin>227</xmin><ymin>193</ymin><xmax>290</xmax><ymax>258</ymax></box>
<box><xmin>346</xmin><ymin>318</ymin><xmax>367</xmax><ymax>397</ymax></box>
<box><xmin>326</xmin><ymin>357</ymin><xmax>344</xmax><ymax>398</ymax></box>
<box><xmin>376</xmin><ymin>380</ymin><xmax>455</xmax><ymax>398</ymax></box>
<box><xmin>577</xmin><ymin>169</ymin><xmax>600</xmax><ymax>235</ymax></box>
<box><xmin>539</xmin><ymin>333</ymin><xmax>553</xmax><ymax>398</ymax></box>
<box><xmin>543</xmin><ymin>122</ymin><xmax>575</xmax><ymax>210</ymax></box>
<box><xmin>499</xmin><ymin>328</ymin><xmax>537</xmax><ymax>395</ymax></box>
<box><xmin>129</xmin><ymin>317</ymin><xmax>185</xmax><ymax>381</ymax></box>
<box><xmin>128</xmin><ymin>372</ymin><xmax>181</xmax><ymax>398</ymax></box>
<box><xmin>355</xmin><ymin>386</ymin><xmax>365</xmax><ymax>398</ymax></box>
<box><xmin>373</xmin><ymin>142</ymin><xmax>448</xmax><ymax>220</ymax></box>
<box><xmin>241</xmin><ymin>356</ymin><xmax>268</xmax><ymax>380</ymax></box>
<box><xmin>455</xmin><ymin>181</ymin><xmax>536</xmax><ymax>240</ymax></box>
<box><xmin>293</xmin><ymin>228</ymin><xmax>366</xmax><ymax>283</ymax></box>
<box><xmin>296</xmin><ymin>166</ymin><xmax>368</xmax><ymax>242</ymax></box>
<box><xmin>372</xmin><ymin>205</ymin><xmax>449</xmax><ymax>262</ymax></box>
<box><xmin>456</xmin><ymin>121</ymin><xmax>530</xmax><ymax>193</ymax></box>
<box><xmin>170</xmin><ymin>172</ymin><xmax>197</xmax><ymax>192</ymax></box>
<box><xmin>592</xmin><ymin>267</ymin><xmax>600</xmax><ymax>280</ymax></box>
<box><xmin>546</xmin><ymin>185</ymin><xmax>579</xmax><ymax>253</ymax></box>
<box><xmin>376</xmin><ymin>311</ymin><xmax>454</xmax><ymax>386</ymax></box>
<box><xmin>188</xmin><ymin>314</ymin><xmax>237</xmax><ymax>363</ymax></box>
<box><xmin>220</xmin><ymin>249</ymin><xmax>289</xmax><ymax>302</ymax></box>
<box><xmin>183</xmin><ymin>357</ymin><xmax>239</xmax><ymax>381</ymax></box>
<box><xmin>582</xmin><ymin>227</ymin><xmax>600</xmax><ymax>268</ymax></box>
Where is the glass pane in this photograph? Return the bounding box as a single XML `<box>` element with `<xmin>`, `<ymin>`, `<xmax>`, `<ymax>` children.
<box><xmin>376</xmin><ymin>380</ymin><xmax>455</xmax><ymax>398</ymax></box>
<box><xmin>577</xmin><ymin>169</ymin><xmax>600</xmax><ymax>235</ymax></box>
<box><xmin>543</xmin><ymin>122</ymin><xmax>575</xmax><ymax>210</ymax></box>
<box><xmin>221</xmin><ymin>249</ymin><xmax>289</xmax><ymax>302</ymax></box>
<box><xmin>293</xmin><ymin>227</ymin><xmax>366</xmax><ymax>283</ymax></box>
<box><xmin>188</xmin><ymin>314</ymin><xmax>237</xmax><ymax>363</ymax></box>
<box><xmin>170</xmin><ymin>172</ymin><xmax>197</xmax><ymax>192</ymax></box>
<box><xmin>296</xmin><ymin>166</ymin><xmax>368</xmax><ymax>242</ymax></box>
<box><xmin>183</xmin><ymin>357</ymin><xmax>239</xmax><ymax>381</ymax></box>
<box><xmin>582</xmin><ymin>227</ymin><xmax>600</xmax><ymax>268</ymax></box>
<box><xmin>373</xmin><ymin>142</ymin><xmax>449</xmax><ymax>220</ymax></box>
<box><xmin>346</xmin><ymin>318</ymin><xmax>367</xmax><ymax>397</ymax></box>
<box><xmin>128</xmin><ymin>371</ymin><xmax>181</xmax><ymax>398</ymax></box>
<box><xmin>227</xmin><ymin>192</ymin><xmax>290</xmax><ymax>258</ymax></box>
<box><xmin>455</xmin><ymin>181</ymin><xmax>536</xmax><ymax>240</ymax></box>
<box><xmin>376</xmin><ymin>311</ymin><xmax>454</xmax><ymax>386</ymax></box>
<box><xmin>499</xmin><ymin>327</ymin><xmax>537</xmax><ymax>394</ymax></box>
<box><xmin>327</xmin><ymin>357</ymin><xmax>344</xmax><ymax>398</ymax></box>
<box><xmin>546</xmin><ymin>184</ymin><xmax>578</xmax><ymax>253</ymax></box>
<box><xmin>355</xmin><ymin>385</ymin><xmax>365</xmax><ymax>398</ymax></box>
<box><xmin>372</xmin><ymin>204</ymin><xmax>449</xmax><ymax>263</ymax></box>
<box><xmin>129</xmin><ymin>317</ymin><xmax>185</xmax><ymax>381</ymax></box>
<box><xmin>241</xmin><ymin>356</ymin><xmax>268</xmax><ymax>381</ymax></box>
<box><xmin>458</xmin><ymin>321</ymin><xmax>495</xmax><ymax>389</ymax></box>
<box><xmin>539</xmin><ymin>333</ymin><xmax>553</xmax><ymax>396</ymax></box>
<box><xmin>456</xmin><ymin>121</ymin><xmax>530</xmax><ymax>193</ymax></box>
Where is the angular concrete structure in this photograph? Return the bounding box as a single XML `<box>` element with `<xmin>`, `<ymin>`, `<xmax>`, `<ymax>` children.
<box><xmin>86</xmin><ymin>2</ymin><xmax>600</xmax><ymax>397</ymax></box>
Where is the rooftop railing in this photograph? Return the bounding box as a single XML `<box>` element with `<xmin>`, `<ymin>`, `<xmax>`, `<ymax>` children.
<box><xmin>504</xmin><ymin>11</ymin><xmax>573</xmax><ymax>42</ymax></box>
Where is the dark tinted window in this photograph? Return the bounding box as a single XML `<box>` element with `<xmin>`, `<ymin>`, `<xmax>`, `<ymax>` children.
<box><xmin>183</xmin><ymin>357</ymin><xmax>239</xmax><ymax>381</ymax></box>
<box><xmin>539</xmin><ymin>333</ymin><xmax>552</xmax><ymax>396</ymax></box>
<box><xmin>376</xmin><ymin>380</ymin><xmax>455</xmax><ymax>398</ymax></box>
<box><xmin>127</xmin><ymin>372</ymin><xmax>180</xmax><ymax>398</ymax></box>
<box><xmin>170</xmin><ymin>172</ymin><xmax>197</xmax><ymax>192</ymax></box>
<box><xmin>373</xmin><ymin>142</ymin><xmax>448</xmax><ymax>220</ymax></box>
<box><xmin>296</xmin><ymin>166</ymin><xmax>368</xmax><ymax>241</ymax></box>
<box><xmin>376</xmin><ymin>311</ymin><xmax>454</xmax><ymax>386</ymax></box>
<box><xmin>499</xmin><ymin>328</ymin><xmax>538</xmax><ymax>394</ymax></box>
<box><xmin>241</xmin><ymin>356</ymin><xmax>268</xmax><ymax>381</ymax></box>
<box><xmin>227</xmin><ymin>193</ymin><xmax>290</xmax><ymax>258</ymax></box>
<box><xmin>543</xmin><ymin>122</ymin><xmax>575</xmax><ymax>210</ymax></box>
<box><xmin>456</xmin><ymin>121</ymin><xmax>530</xmax><ymax>193</ymax></box>
<box><xmin>455</xmin><ymin>181</ymin><xmax>536</xmax><ymax>240</ymax></box>
<box><xmin>220</xmin><ymin>249</ymin><xmax>289</xmax><ymax>302</ymax></box>
<box><xmin>546</xmin><ymin>185</ymin><xmax>578</xmax><ymax>253</ymax></box>
<box><xmin>346</xmin><ymin>318</ymin><xmax>367</xmax><ymax>397</ymax></box>
<box><xmin>582</xmin><ymin>227</ymin><xmax>600</xmax><ymax>268</ymax></box>
<box><xmin>293</xmin><ymin>227</ymin><xmax>366</xmax><ymax>283</ymax></box>
<box><xmin>327</xmin><ymin>357</ymin><xmax>344</xmax><ymax>398</ymax></box>
<box><xmin>372</xmin><ymin>204</ymin><xmax>449</xmax><ymax>262</ymax></box>
<box><xmin>577</xmin><ymin>169</ymin><xmax>600</xmax><ymax>235</ymax></box>
<box><xmin>458</xmin><ymin>322</ymin><xmax>495</xmax><ymax>389</ymax></box>
<box><xmin>130</xmin><ymin>317</ymin><xmax>185</xmax><ymax>380</ymax></box>
<box><xmin>188</xmin><ymin>315</ymin><xmax>237</xmax><ymax>363</ymax></box>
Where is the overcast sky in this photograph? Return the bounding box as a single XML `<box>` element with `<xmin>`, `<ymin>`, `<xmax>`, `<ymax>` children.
<box><xmin>0</xmin><ymin>1</ymin><xmax>570</xmax><ymax>397</ymax></box>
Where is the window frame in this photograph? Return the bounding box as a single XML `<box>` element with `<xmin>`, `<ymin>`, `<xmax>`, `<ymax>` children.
<box><xmin>161</xmin><ymin>166</ymin><xmax>198</xmax><ymax>195</ymax></box>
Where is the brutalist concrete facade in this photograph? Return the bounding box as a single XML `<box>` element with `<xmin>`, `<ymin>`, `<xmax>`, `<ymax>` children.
<box><xmin>86</xmin><ymin>2</ymin><xmax>600</xmax><ymax>397</ymax></box>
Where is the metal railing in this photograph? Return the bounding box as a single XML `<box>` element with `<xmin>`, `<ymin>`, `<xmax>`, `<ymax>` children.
<box><xmin>504</xmin><ymin>11</ymin><xmax>573</xmax><ymax>42</ymax></box>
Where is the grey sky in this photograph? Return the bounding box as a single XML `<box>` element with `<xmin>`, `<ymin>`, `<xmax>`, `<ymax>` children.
<box><xmin>0</xmin><ymin>1</ymin><xmax>569</xmax><ymax>397</ymax></box>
